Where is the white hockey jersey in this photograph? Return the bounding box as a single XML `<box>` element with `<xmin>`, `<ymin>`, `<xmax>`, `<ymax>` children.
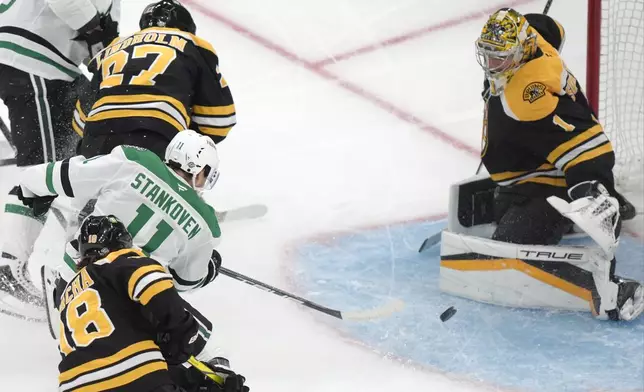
<box><xmin>0</xmin><ymin>0</ymin><xmax>119</xmax><ymax>81</ymax></box>
<box><xmin>20</xmin><ymin>145</ymin><xmax>221</xmax><ymax>291</ymax></box>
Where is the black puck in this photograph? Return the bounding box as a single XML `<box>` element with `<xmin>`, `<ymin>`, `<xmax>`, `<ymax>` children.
<box><xmin>440</xmin><ymin>306</ymin><xmax>457</xmax><ymax>322</ymax></box>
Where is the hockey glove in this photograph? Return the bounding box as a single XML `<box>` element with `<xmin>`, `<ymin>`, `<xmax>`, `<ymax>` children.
<box><xmin>157</xmin><ymin>312</ymin><xmax>200</xmax><ymax>365</ymax></box>
<box><xmin>73</xmin><ymin>12</ymin><xmax>119</xmax><ymax>59</ymax></box>
<box><xmin>201</xmin><ymin>250</ymin><xmax>222</xmax><ymax>288</ymax></box>
<box><xmin>547</xmin><ymin>181</ymin><xmax>621</xmax><ymax>257</ymax></box>
<box><xmin>16</xmin><ymin>186</ymin><xmax>57</xmax><ymax>217</ymax></box>
<box><xmin>203</xmin><ymin>357</ymin><xmax>250</xmax><ymax>392</ymax></box>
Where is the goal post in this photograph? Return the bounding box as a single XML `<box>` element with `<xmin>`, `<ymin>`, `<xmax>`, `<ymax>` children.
<box><xmin>586</xmin><ymin>0</ymin><xmax>644</xmax><ymax>201</ymax></box>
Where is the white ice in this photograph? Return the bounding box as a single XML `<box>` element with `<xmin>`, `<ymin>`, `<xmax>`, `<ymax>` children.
<box><xmin>0</xmin><ymin>0</ymin><xmax>595</xmax><ymax>390</ymax></box>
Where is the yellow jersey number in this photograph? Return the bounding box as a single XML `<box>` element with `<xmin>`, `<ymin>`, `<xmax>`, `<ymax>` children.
<box><xmin>100</xmin><ymin>44</ymin><xmax>177</xmax><ymax>89</ymax></box>
<box><xmin>59</xmin><ymin>289</ymin><xmax>115</xmax><ymax>356</ymax></box>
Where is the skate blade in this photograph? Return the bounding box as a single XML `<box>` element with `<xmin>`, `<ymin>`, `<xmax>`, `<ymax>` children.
<box><xmin>0</xmin><ymin>290</ymin><xmax>47</xmax><ymax>323</ymax></box>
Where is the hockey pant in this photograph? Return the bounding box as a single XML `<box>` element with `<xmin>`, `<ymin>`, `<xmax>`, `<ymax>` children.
<box><xmin>81</xmin><ymin>129</ymin><xmax>170</xmax><ymax>159</ymax></box>
<box><xmin>0</xmin><ymin>64</ymin><xmax>80</xmax><ymax>166</ymax></box>
<box><xmin>492</xmin><ymin>189</ymin><xmax>573</xmax><ymax>245</ymax></box>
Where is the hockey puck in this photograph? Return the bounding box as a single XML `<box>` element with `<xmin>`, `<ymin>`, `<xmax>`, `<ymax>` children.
<box><xmin>440</xmin><ymin>306</ymin><xmax>457</xmax><ymax>322</ymax></box>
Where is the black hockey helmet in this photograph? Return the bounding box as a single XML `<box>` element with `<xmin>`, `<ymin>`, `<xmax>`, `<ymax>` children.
<box><xmin>139</xmin><ymin>0</ymin><xmax>196</xmax><ymax>34</ymax></box>
<box><xmin>78</xmin><ymin>215</ymin><xmax>133</xmax><ymax>266</ymax></box>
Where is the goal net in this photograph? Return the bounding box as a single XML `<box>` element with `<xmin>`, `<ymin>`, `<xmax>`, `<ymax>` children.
<box><xmin>587</xmin><ymin>0</ymin><xmax>644</xmax><ymax>211</ymax></box>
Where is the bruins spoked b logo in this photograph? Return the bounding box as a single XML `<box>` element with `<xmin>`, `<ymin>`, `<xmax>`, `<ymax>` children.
<box><xmin>523</xmin><ymin>82</ymin><xmax>547</xmax><ymax>103</ymax></box>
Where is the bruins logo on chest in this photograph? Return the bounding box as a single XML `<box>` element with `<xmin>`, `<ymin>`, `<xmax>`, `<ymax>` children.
<box><xmin>523</xmin><ymin>82</ymin><xmax>547</xmax><ymax>103</ymax></box>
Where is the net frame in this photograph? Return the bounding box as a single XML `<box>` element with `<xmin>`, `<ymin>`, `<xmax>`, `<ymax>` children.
<box><xmin>587</xmin><ymin>0</ymin><xmax>644</xmax><ymax>196</ymax></box>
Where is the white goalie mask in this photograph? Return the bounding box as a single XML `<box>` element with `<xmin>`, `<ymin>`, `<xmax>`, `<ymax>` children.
<box><xmin>165</xmin><ymin>130</ymin><xmax>220</xmax><ymax>191</ymax></box>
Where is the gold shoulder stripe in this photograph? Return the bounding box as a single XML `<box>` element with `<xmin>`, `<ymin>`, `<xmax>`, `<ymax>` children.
<box><xmin>128</xmin><ymin>264</ymin><xmax>168</xmax><ymax>300</ymax></box>
<box><xmin>139</xmin><ymin>280</ymin><xmax>174</xmax><ymax>305</ymax></box>
<box><xmin>546</xmin><ymin>124</ymin><xmax>603</xmax><ymax>163</ymax></box>
<box><xmin>441</xmin><ymin>258</ymin><xmax>591</xmax><ymax>301</ymax></box>
<box><xmin>501</xmin><ymin>51</ymin><xmax>564</xmax><ymax>121</ymax></box>
<box><xmin>59</xmin><ymin>340</ymin><xmax>159</xmax><ymax>383</ymax></box>
<box><xmin>193</xmin><ymin>104</ymin><xmax>235</xmax><ymax>116</ymax></box>
<box><xmin>563</xmin><ymin>142</ymin><xmax>613</xmax><ymax>171</ymax></box>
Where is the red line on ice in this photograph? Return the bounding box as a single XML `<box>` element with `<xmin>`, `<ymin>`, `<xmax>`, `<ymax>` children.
<box><xmin>310</xmin><ymin>0</ymin><xmax>539</xmax><ymax>68</ymax></box>
<box><xmin>183</xmin><ymin>0</ymin><xmax>479</xmax><ymax>157</ymax></box>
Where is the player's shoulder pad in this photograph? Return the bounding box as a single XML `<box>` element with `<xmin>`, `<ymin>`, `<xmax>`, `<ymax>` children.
<box><xmin>501</xmin><ymin>38</ymin><xmax>565</xmax><ymax>122</ymax></box>
<box><xmin>525</xmin><ymin>14</ymin><xmax>565</xmax><ymax>52</ymax></box>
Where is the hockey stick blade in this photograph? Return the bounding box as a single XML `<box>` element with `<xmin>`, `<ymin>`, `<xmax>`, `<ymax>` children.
<box><xmin>340</xmin><ymin>298</ymin><xmax>406</xmax><ymax>321</ymax></box>
<box><xmin>219</xmin><ymin>267</ymin><xmax>404</xmax><ymax>321</ymax></box>
<box><xmin>418</xmin><ymin>232</ymin><xmax>442</xmax><ymax>252</ymax></box>
<box><xmin>0</xmin><ymin>157</ymin><xmax>16</xmax><ymax>167</ymax></box>
<box><xmin>216</xmin><ymin>204</ymin><xmax>268</xmax><ymax>222</ymax></box>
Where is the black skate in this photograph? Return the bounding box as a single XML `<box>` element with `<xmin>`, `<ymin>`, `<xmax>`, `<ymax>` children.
<box><xmin>607</xmin><ymin>278</ymin><xmax>644</xmax><ymax>321</ymax></box>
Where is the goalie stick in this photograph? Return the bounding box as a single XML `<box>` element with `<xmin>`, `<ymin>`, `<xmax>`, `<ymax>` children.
<box><xmin>219</xmin><ymin>266</ymin><xmax>404</xmax><ymax>321</ymax></box>
<box><xmin>419</xmin><ymin>0</ymin><xmax>556</xmax><ymax>253</ymax></box>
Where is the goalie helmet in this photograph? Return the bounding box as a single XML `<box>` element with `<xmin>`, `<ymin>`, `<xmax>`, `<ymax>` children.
<box><xmin>475</xmin><ymin>8</ymin><xmax>537</xmax><ymax>96</ymax></box>
<box><xmin>139</xmin><ymin>0</ymin><xmax>196</xmax><ymax>34</ymax></box>
<box><xmin>165</xmin><ymin>130</ymin><xmax>220</xmax><ymax>191</ymax></box>
<box><xmin>79</xmin><ymin>215</ymin><xmax>133</xmax><ymax>266</ymax></box>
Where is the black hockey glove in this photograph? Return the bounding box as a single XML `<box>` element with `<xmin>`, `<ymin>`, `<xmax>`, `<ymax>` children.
<box><xmin>157</xmin><ymin>312</ymin><xmax>200</xmax><ymax>365</ymax></box>
<box><xmin>201</xmin><ymin>250</ymin><xmax>222</xmax><ymax>288</ymax></box>
<box><xmin>15</xmin><ymin>186</ymin><xmax>57</xmax><ymax>217</ymax></box>
<box><xmin>73</xmin><ymin>12</ymin><xmax>119</xmax><ymax>59</ymax></box>
<box><xmin>203</xmin><ymin>357</ymin><xmax>250</xmax><ymax>392</ymax></box>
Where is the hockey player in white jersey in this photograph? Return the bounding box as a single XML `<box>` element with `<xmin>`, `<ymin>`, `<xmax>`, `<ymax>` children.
<box><xmin>18</xmin><ymin>130</ymin><xmax>222</xmax><ymax>330</ymax></box>
<box><xmin>0</xmin><ymin>0</ymin><xmax>120</xmax><ymax>312</ymax></box>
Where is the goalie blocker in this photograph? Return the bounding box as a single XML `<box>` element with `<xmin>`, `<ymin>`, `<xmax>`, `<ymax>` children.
<box><xmin>438</xmin><ymin>175</ymin><xmax>644</xmax><ymax>321</ymax></box>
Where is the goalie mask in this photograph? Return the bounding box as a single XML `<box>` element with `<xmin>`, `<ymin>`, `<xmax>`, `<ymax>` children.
<box><xmin>475</xmin><ymin>8</ymin><xmax>537</xmax><ymax>96</ymax></box>
<box><xmin>165</xmin><ymin>130</ymin><xmax>221</xmax><ymax>192</ymax></box>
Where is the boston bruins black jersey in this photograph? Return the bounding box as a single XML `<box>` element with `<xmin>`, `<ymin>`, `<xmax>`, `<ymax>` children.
<box><xmin>72</xmin><ymin>27</ymin><xmax>236</xmax><ymax>145</ymax></box>
<box><xmin>57</xmin><ymin>248</ymin><xmax>197</xmax><ymax>392</ymax></box>
<box><xmin>481</xmin><ymin>14</ymin><xmax>615</xmax><ymax>197</ymax></box>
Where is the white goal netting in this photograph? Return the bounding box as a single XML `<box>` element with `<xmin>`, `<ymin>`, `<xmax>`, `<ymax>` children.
<box><xmin>597</xmin><ymin>0</ymin><xmax>644</xmax><ymax>206</ymax></box>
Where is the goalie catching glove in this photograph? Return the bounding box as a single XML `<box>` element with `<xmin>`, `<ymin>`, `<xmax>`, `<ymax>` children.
<box><xmin>547</xmin><ymin>181</ymin><xmax>621</xmax><ymax>257</ymax></box>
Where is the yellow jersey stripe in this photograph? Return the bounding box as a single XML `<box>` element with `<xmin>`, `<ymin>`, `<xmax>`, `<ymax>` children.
<box><xmin>139</xmin><ymin>280</ymin><xmax>174</xmax><ymax>305</ymax></box>
<box><xmin>87</xmin><ymin>109</ymin><xmax>185</xmax><ymax>132</ymax></box>
<box><xmin>546</xmin><ymin>124</ymin><xmax>603</xmax><ymax>163</ymax></box>
<box><xmin>92</xmin><ymin>94</ymin><xmax>189</xmax><ymax>124</ymax></box>
<box><xmin>490</xmin><ymin>170</ymin><xmax>528</xmax><ymax>182</ymax></box>
<box><xmin>72</xmin><ymin>120</ymin><xmax>84</xmax><ymax>137</ymax></box>
<box><xmin>58</xmin><ymin>340</ymin><xmax>159</xmax><ymax>383</ymax></box>
<box><xmin>103</xmin><ymin>248</ymin><xmax>146</xmax><ymax>264</ymax></box>
<box><xmin>128</xmin><ymin>265</ymin><xmax>167</xmax><ymax>300</ymax></box>
<box><xmin>517</xmin><ymin>176</ymin><xmax>567</xmax><ymax>187</ymax></box>
<box><xmin>193</xmin><ymin>104</ymin><xmax>235</xmax><ymax>116</ymax></box>
<box><xmin>75</xmin><ymin>100</ymin><xmax>87</xmax><ymax>122</ymax></box>
<box><xmin>73</xmin><ymin>361</ymin><xmax>168</xmax><ymax>392</ymax></box>
<box><xmin>199</xmin><ymin>125</ymin><xmax>232</xmax><ymax>137</ymax></box>
<box><xmin>563</xmin><ymin>142</ymin><xmax>613</xmax><ymax>171</ymax></box>
<box><xmin>441</xmin><ymin>258</ymin><xmax>592</xmax><ymax>302</ymax></box>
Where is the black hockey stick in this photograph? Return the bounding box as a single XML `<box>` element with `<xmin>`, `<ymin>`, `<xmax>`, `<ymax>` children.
<box><xmin>543</xmin><ymin>0</ymin><xmax>554</xmax><ymax>14</ymax></box>
<box><xmin>219</xmin><ymin>266</ymin><xmax>404</xmax><ymax>321</ymax></box>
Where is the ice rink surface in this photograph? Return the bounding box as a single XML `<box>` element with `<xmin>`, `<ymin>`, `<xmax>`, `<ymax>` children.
<box><xmin>1</xmin><ymin>0</ymin><xmax>643</xmax><ymax>391</ymax></box>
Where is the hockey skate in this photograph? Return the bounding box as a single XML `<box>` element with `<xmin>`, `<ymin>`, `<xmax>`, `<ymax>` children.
<box><xmin>610</xmin><ymin>278</ymin><xmax>644</xmax><ymax>321</ymax></box>
<box><xmin>0</xmin><ymin>253</ymin><xmax>46</xmax><ymax>322</ymax></box>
